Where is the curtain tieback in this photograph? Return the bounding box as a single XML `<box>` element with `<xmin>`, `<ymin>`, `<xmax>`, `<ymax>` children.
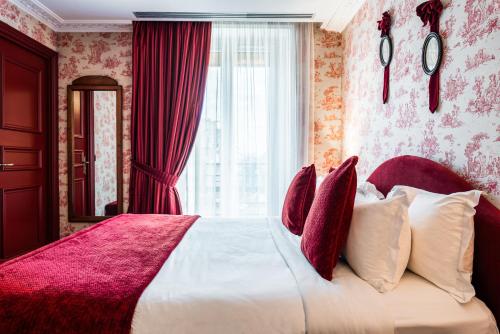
<box><xmin>132</xmin><ymin>161</ymin><xmax>179</xmax><ymax>186</ymax></box>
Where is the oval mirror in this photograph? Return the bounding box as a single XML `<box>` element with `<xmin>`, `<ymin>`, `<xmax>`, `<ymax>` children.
<box><xmin>422</xmin><ymin>32</ymin><xmax>443</xmax><ymax>75</ymax></box>
<box><xmin>379</xmin><ymin>35</ymin><xmax>393</xmax><ymax>67</ymax></box>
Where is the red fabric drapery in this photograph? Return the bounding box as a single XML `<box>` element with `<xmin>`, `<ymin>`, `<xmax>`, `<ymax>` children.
<box><xmin>129</xmin><ymin>21</ymin><xmax>212</xmax><ymax>214</ymax></box>
<box><xmin>417</xmin><ymin>0</ymin><xmax>443</xmax><ymax>113</ymax></box>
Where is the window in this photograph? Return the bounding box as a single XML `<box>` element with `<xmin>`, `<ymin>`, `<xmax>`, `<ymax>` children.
<box><xmin>178</xmin><ymin>22</ymin><xmax>312</xmax><ymax>216</ymax></box>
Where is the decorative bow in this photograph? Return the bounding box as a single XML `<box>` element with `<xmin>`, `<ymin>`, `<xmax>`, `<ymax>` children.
<box><xmin>416</xmin><ymin>0</ymin><xmax>443</xmax><ymax>32</ymax></box>
<box><xmin>377</xmin><ymin>11</ymin><xmax>391</xmax><ymax>37</ymax></box>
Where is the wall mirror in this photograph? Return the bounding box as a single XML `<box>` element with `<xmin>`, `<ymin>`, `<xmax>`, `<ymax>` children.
<box><xmin>422</xmin><ymin>32</ymin><xmax>442</xmax><ymax>75</ymax></box>
<box><xmin>379</xmin><ymin>35</ymin><xmax>393</xmax><ymax>67</ymax></box>
<box><xmin>67</xmin><ymin>76</ymin><xmax>123</xmax><ymax>222</ymax></box>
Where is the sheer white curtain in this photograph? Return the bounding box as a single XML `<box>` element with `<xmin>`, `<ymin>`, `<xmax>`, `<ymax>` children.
<box><xmin>178</xmin><ymin>22</ymin><xmax>313</xmax><ymax>216</ymax></box>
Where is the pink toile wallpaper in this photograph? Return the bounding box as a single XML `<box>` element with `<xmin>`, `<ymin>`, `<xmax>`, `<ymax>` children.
<box><xmin>1</xmin><ymin>0</ymin><xmax>498</xmax><ymax>234</ymax></box>
<box><xmin>58</xmin><ymin>32</ymin><xmax>132</xmax><ymax>235</ymax></box>
<box><xmin>312</xmin><ymin>25</ymin><xmax>344</xmax><ymax>174</ymax></box>
<box><xmin>0</xmin><ymin>0</ymin><xmax>57</xmax><ymax>49</ymax></box>
<box><xmin>93</xmin><ymin>91</ymin><xmax>118</xmax><ymax>216</ymax></box>
<box><xmin>342</xmin><ymin>0</ymin><xmax>500</xmax><ymax>206</ymax></box>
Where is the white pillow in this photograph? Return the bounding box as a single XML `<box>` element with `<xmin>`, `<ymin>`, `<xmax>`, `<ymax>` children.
<box><xmin>316</xmin><ymin>175</ymin><xmax>325</xmax><ymax>188</ymax></box>
<box><xmin>345</xmin><ymin>193</ymin><xmax>411</xmax><ymax>292</ymax></box>
<box><xmin>356</xmin><ymin>181</ymin><xmax>385</xmax><ymax>203</ymax></box>
<box><xmin>388</xmin><ymin>186</ymin><xmax>481</xmax><ymax>303</ymax></box>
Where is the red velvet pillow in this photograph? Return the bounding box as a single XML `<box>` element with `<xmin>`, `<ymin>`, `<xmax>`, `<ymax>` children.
<box><xmin>301</xmin><ymin>156</ymin><xmax>358</xmax><ymax>280</ymax></box>
<box><xmin>282</xmin><ymin>164</ymin><xmax>316</xmax><ymax>235</ymax></box>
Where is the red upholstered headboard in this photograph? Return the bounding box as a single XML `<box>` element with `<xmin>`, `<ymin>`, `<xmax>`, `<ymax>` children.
<box><xmin>367</xmin><ymin>155</ymin><xmax>500</xmax><ymax>322</ymax></box>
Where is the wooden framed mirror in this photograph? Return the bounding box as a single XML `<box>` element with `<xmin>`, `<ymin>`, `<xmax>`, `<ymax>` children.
<box><xmin>67</xmin><ymin>76</ymin><xmax>123</xmax><ymax>222</ymax></box>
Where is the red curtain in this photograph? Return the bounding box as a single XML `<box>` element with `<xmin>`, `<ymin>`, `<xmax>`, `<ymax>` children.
<box><xmin>128</xmin><ymin>21</ymin><xmax>212</xmax><ymax>214</ymax></box>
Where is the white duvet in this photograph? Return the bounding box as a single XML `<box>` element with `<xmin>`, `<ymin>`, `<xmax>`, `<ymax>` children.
<box><xmin>131</xmin><ymin>217</ymin><xmax>393</xmax><ymax>334</ymax></box>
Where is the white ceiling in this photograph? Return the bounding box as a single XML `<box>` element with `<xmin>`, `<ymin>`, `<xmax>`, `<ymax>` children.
<box><xmin>10</xmin><ymin>0</ymin><xmax>365</xmax><ymax>32</ymax></box>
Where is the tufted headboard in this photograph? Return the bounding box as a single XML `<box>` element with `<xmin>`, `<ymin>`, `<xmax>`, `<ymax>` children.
<box><xmin>367</xmin><ymin>155</ymin><xmax>500</xmax><ymax>322</ymax></box>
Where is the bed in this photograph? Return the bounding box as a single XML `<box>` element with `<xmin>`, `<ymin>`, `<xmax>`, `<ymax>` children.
<box><xmin>1</xmin><ymin>155</ymin><xmax>499</xmax><ymax>334</ymax></box>
<box><xmin>132</xmin><ymin>216</ymin><xmax>498</xmax><ymax>334</ymax></box>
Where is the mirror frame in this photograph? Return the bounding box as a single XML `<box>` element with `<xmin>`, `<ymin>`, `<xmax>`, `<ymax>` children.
<box><xmin>67</xmin><ymin>75</ymin><xmax>123</xmax><ymax>222</ymax></box>
<box><xmin>422</xmin><ymin>32</ymin><xmax>443</xmax><ymax>76</ymax></box>
<box><xmin>379</xmin><ymin>35</ymin><xmax>393</xmax><ymax>68</ymax></box>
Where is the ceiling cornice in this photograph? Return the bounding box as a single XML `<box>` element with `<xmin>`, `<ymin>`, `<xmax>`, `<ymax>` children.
<box><xmin>9</xmin><ymin>0</ymin><xmax>132</xmax><ymax>32</ymax></box>
<box><xmin>320</xmin><ymin>0</ymin><xmax>366</xmax><ymax>32</ymax></box>
<box><xmin>52</xmin><ymin>20</ymin><xmax>132</xmax><ymax>32</ymax></box>
<box><xmin>10</xmin><ymin>0</ymin><xmax>361</xmax><ymax>33</ymax></box>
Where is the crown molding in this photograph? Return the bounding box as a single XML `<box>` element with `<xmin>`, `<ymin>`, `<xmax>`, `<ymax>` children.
<box><xmin>55</xmin><ymin>20</ymin><xmax>132</xmax><ymax>32</ymax></box>
<box><xmin>9</xmin><ymin>0</ymin><xmax>132</xmax><ymax>32</ymax></box>
<box><xmin>10</xmin><ymin>0</ymin><xmax>63</xmax><ymax>30</ymax></box>
<box><xmin>10</xmin><ymin>0</ymin><xmax>340</xmax><ymax>32</ymax></box>
<box><xmin>321</xmin><ymin>0</ymin><xmax>365</xmax><ymax>32</ymax></box>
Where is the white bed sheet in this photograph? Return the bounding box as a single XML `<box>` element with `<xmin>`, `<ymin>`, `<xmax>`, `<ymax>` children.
<box><xmin>131</xmin><ymin>216</ymin><xmax>497</xmax><ymax>334</ymax></box>
<box><xmin>381</xmin><ymin>270</ymin><xmax>498</xmax><ymax>334</ymax></box>
<box><xmin>131</xmin><ymin>217</ymin><xmax>393</xmax><ymax>334</ymax></box>
<box><xmin>273</xmin><ymin>217</ymin><xmax>497</xmax><ymax>334</ymax></box>
<box><xmin>269</xmin><ymin>216</ymin><xmax>393</xmax><ymax>333</ymax></box>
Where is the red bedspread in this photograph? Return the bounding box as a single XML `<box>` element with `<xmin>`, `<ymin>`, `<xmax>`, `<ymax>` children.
<box><xmin>0</xmin><ymin>214</ymin><xmax>199</xmax><ymax>334</ymax></box>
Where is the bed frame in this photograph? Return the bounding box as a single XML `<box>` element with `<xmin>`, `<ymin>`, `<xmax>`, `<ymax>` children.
<box><xmin>367</xmin><ymin>155</ymin><xmax>500</xmax><ymax>322</ymax></box>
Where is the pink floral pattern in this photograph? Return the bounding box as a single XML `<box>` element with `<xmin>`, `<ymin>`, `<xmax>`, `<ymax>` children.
<box><xmin>94</xmin><ymin>91</ymin><xmax>117</xmax><ymax>216</ymax></box>
<box><xmin>2</xmin><ymin>0</ymin><xmax>499</xmax><ymax>239</ymax></box>
<box><xmin>343</xmin><ymin>0</ymin><xmax>500</xmax><ymax>206</ymax></box>
<box><xmin>0</xmin><ymin>0</ymin><xmax>57</xmax><ymax>50</ymax></box>
<box><xmin>58</xmin><ymin>32</ymin><xmax>132</xmax><ymax>235</ymax></box>
<box><xmin>460</xmin><ymin>0</ymin><xmax>500</xmax><ymax>47</ymax></box>
<box><xmin>312</xmin><ymin>25</ymin><xmax>344</xmax><ymax>174</ymax></box>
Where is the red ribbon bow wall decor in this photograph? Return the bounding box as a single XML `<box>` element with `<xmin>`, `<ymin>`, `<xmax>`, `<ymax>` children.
<box><xmin>377</xmin><ymin>11</ymin><xmax>391</xmax><ymax>36</ymax></box>
<box><xmin>417</xmin><ymin>0</ymin><xmax>443</xmax><ymax>113</ymax></box>
<box><xmin>377</xmin><ymin>12</ymin><xmax>392</xmax><ymax>104</ymax></box>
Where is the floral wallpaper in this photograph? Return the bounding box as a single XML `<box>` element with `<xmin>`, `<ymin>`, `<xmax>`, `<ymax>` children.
<box><xmin>312</xmin><ymin>24</ymin><xmax>344</xmax><ymax>174</ymax></box>
<box><xmin>58</xmin><ymin>32</ymin><xmax>132</xmax><ymax>235</ymax></box>
<box><xmin>0</xmin><ymin>0</ymin><xmax>57</xmax><ymax>50</ymax></box>
<box><xmin>342</xmin><ymin>0</ymin><xmax>500</xmax><ymax>207</ymax></box>
<box><xmin>94</xmin><ymin>91</ymin><xmax>118</xmax><ymax>216</ymax></box>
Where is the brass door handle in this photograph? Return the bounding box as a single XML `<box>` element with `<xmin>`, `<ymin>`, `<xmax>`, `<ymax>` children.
<box><xmin>82</xmin><ymin>154</ymin><xmax>89</xmax><ymax>175</ymax></box>
<box><xmin>0</xmin><ymin>163</ymin><xmax>14</xmax><ymax>167</ymax></box>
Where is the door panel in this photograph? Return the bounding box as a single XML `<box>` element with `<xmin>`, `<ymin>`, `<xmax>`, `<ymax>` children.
<box><xmin>3</xmin><ymin>58</ymin><xmax>41</xmax><ymax>132</ymax></box>
<box><xmin>1</xmin><ymin>186</ymin><xmax>43</xmax><ymax>258</ymax></box>
<box><xmin>0</xmin><ymin>34</ymin><xmax>48</xmax><ymax>259</ymax></box>
<box><xmin>73</xmin><ymin>178</ymin><xmax>85</xmax><ymax>216</ymax></box>
<box><xmin>0</xmin><ymin>147</ymin><xmax>41</xmax><ymax>171</ymax></box>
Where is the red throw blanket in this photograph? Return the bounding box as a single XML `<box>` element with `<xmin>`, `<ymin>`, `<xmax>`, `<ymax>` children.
<box><xmin>0</xmin><ymin>214</ymin><xmax>199</xmax><ymax>334</ymax></box>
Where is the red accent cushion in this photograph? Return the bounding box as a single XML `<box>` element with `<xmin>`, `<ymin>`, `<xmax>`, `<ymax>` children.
<box><xmin>282</xmin><ymin>164</ymin><xmax>316</xmax><ymax>235</ymax></box>
<box><xmin>301</xmin><ymin>156</ymin><xmax>358</xmax><ymax>280</ymax></box>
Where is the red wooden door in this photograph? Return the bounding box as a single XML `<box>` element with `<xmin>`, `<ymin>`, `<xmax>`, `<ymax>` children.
<box><xmin>72</xmin><ymin>91</ymin><xmax>95</xmax><ymax>216</ymax></box>
<box><xmin>0</xmin><ymin>35</ymin><xmax>48</xmax><ymax>259</ymax></box>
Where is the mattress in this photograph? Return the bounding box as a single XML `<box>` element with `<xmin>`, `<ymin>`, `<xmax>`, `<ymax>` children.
<box><xmin>131</xmin><ymin>217</ymin><xmax>498</xmax><ymax>334</ymax></box>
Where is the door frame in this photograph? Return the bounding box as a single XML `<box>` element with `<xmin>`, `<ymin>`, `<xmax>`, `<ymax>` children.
<box><xmin>84</xmin><ymin>90</ymin><xmax>96</xmax><ymax>215</ymax></box>
<box><xmin>0</xmin><ymin>21</ymin><xmax>59</xmax><ymax>241</ymax></box>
